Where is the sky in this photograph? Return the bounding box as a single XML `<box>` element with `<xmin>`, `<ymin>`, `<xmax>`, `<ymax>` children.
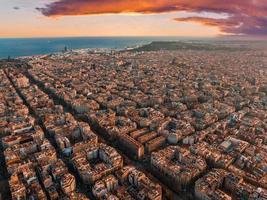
<box><xmin>1</xmin><ymin>0</ymin><xmax>267</xmax><ymax>38</ymax></box>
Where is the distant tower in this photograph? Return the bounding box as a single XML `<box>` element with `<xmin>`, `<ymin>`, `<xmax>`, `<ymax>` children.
<box><xmin>63</xmin><ymin>46</ymin><xmax>68</xmax><ymax>52</ymax></box>
<box><xmin>7</xmin><ymin>55</ymin><xmax>11</xmax><ymax>61</ymax></box>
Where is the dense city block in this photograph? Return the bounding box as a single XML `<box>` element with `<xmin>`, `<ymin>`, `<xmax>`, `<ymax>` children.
<box><xmin>0</xmin><ymin>44</ymin><xmax>267</xmax><ymax>199</ymax></box>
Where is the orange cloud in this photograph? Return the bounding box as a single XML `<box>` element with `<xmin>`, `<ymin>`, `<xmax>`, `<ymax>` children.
<box><xmin>174</xmin><ymin>17</ymin><xmax>241</xmax><ymax>34</ymax></box>
<box><xmin>37</xmin><ymin>0</ymin><xmax>267</xmax><ymax>35</ymax></box>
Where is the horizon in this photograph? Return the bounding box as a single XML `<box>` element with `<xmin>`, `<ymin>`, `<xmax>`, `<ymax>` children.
<box><xmin>0</xmin><ymin>35</ymin><xmax>219</xmax><ymax>39</ymax></box>
<box><xmin>1</xmin><ymin>35</ymin><xmax>267</xmax><ymax>41</ymax></box>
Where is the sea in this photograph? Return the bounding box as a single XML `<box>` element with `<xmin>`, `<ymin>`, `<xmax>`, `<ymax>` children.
<box><xmin>0</xmin><ymin>36</ymin><xmax>211</xmax><ymax>59</ymax></box>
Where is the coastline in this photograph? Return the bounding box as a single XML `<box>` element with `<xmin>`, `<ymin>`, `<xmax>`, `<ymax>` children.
<box><xmin>0</xmin><ymin>36</ymin><xmax>167</xmax><ymax>59</ymax></box>
<box><xmin>1</xmin><ymin>38</ymin><xmax>266</xmax><ymax>60</ymax></box>
<box><xmin>0</xmin><ymin>36</ymin><xmax>217</xmax><ymax>59</ymax></box>
<box><xmin>3</xmin><ymin>43</ymin><xmax>152</xmax><ymax>60</ymax></box>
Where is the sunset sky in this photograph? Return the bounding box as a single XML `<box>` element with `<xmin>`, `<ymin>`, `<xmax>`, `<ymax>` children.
<box><xmin>1</xmin><ymin>0</ymin><xmax>267</xmax><ymax>38</ymax></box>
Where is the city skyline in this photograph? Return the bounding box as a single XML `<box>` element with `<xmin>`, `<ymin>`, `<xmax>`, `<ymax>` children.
<box><xmin>1</xmin><ymin>0</ymin><xmax>267</xmax><ymax>38</ymax></box>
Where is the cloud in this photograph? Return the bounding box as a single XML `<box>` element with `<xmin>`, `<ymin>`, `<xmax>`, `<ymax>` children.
<box><xmin>37</xmin><ymin>0</ymin><xmax>267</xmax><ymax>35</ymax></box>
<box><xmin>175</xmin><ymin>15</ymin><xmax>267</xmax><ymax>35</ymax></box>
